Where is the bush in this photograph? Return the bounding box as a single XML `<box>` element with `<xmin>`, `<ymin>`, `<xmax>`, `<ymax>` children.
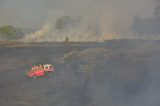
<box><xmin>0</xmin><ymin>25</ymin><xmax>24</xmax><ymax>40</ymax></box>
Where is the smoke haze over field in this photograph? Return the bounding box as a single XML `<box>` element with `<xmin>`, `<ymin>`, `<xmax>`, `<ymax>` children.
<box><xmin>1</xmin><ymin>1</ymin><xmax>160</xmax><ymax>106</ymax></box>
<box><xmin>0</xmin><ymin>0</ymin><xmax>159</xmax><ymax>41</ymax></box>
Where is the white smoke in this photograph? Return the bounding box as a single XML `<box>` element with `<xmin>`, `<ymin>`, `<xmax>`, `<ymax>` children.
<box><xmin>0</xmin><ymin>0</ymin><xmax>156</xmax><ymax>42</ymax></box>
<box><xmin>22</xmin><ymin>16</ymin><xmax>128</xmax><ymax>42</ymax></box>
<box><xmin>22</xmin><ymin>22</ymin><xmax>52</xmax><ymax>42</ymax></box>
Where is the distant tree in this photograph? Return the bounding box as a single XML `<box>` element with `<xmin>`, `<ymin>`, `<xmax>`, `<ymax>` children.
<box><xmin>0</xmin><ymin>25</ymin><xmax>24</xmax><ymax>40</ymax></box>
<box><xmin>154</xmin><ymin>6</ymin><xmax>160</xmax><ymax>18</ymax></box>
<box><xmin>55</xmin><ymin>16</ymin><xmax>73</xmax><ymax>30</ymax></box>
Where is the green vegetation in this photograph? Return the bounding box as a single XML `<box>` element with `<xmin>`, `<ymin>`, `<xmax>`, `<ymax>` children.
<box><xmin>0</xmin><ymin>25</ymin><xmax>24</xmax><ymax>40</ymax></box>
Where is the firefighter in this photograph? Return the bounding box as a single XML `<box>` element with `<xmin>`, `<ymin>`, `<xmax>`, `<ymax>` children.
<box><xmin>64</xmin><ymin>37</ymin><xmax>69</xmax><ymax>42</ymax></box>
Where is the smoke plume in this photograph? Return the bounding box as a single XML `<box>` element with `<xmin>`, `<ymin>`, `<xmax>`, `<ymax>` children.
<box><xmin>22</xmin><ymin>23</ymin><xmax>52</xmax><ymax>42</ymax></box>
<box><xmin>0</xmin><ymin>0</ymin><xmax>158</xmax><ymax>41</ymax></box>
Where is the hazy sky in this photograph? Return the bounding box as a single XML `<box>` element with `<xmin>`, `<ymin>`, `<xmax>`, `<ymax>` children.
<box><xmin>0</xmin><ymin>0</ymin><xmax>157</xmax><ymax>28</ymax></box>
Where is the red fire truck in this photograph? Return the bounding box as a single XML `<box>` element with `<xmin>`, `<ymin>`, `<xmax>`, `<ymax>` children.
<box><xmin>27</xmin><ymin>64</ymin><xmax>55</xmax><ymax>78</ymax></box>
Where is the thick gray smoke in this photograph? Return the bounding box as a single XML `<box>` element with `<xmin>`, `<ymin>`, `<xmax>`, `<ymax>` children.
<box><xmin>0</xmin><ymin>0</ymin><xmax>157</xmax><ymax>41</ymax></box>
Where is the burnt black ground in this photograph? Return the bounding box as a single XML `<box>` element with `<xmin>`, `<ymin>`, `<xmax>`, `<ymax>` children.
<box><xmin>0</xmin><ymin>41</ymin><xmax>160</xmax><ymax>106</ymax></box>
<box><xmin>0</xmin><ymin>46</ymin><xmax>76</xmax><ymax>106</ymax></box>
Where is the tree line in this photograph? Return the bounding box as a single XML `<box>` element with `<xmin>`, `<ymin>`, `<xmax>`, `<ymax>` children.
<box><xmin>0</xmin><ymin>25</ymin><xmax>24</xmax><ymax>40</ymax></box>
